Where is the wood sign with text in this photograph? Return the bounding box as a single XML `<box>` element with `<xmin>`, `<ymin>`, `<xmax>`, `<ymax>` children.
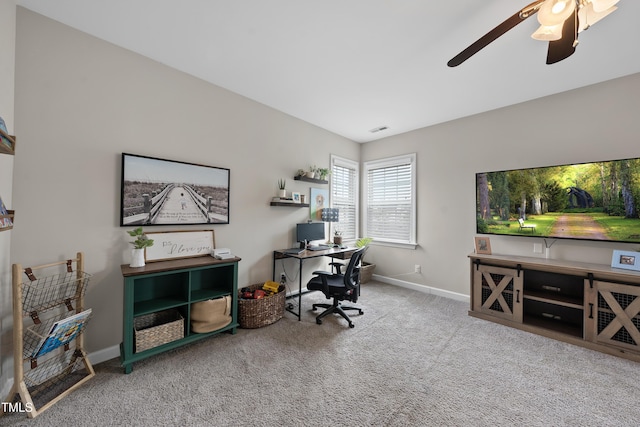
<box><xmin>145</xmin><ymin>230</ymin><xmax>215</xmax><ymax>262</ymax></box>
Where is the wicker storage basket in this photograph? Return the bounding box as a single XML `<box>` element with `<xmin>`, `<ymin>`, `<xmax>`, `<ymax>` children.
<box><xmin>360</xmin><ymin>263</ymin><xmax>375</xmax><ymax>284</ymax></box>
<box><xmin>134</xmin><ymin>309</ymin><xmax>184</xmax><ymax>353</ymax></box>
<box><xmin>238</xmin><ymin>283</ymin><xmax>285</xmax><ymax>328</ymax></box>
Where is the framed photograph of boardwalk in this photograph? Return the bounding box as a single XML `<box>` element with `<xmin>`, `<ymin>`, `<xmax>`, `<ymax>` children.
<box><xmin>120</xmin><ymin>153</ymin><xmax>230</xmax><ymax>226</ymax></box>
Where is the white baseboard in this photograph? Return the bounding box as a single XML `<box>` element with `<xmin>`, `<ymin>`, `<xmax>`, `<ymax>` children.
<box><xmin>88</xmin><ymin>344</ymin><xmax>120</xmax><ymax>366</ymax></box>
<box><xmin>372</xmin><ymin>274</ymin><xmax>470</xmax><ymax>303</ymax></box>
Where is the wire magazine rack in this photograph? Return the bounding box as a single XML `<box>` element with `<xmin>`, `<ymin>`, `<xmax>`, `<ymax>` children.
<box><xmin>2</xmin><ymin>252</ymin><xmax>95</xmax><ymax>419</ymax></box>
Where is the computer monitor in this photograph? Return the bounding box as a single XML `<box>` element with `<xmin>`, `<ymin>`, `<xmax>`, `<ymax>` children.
<box><xmin>296</xmin><ymin>222</ymin><xmax>325</xmax><ymax>243</ymax></box>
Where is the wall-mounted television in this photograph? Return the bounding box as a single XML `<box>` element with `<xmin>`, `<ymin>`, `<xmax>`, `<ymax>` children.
<box><xmin>476</xmin><ymin>157</ymin><xmax>640</xmax><ymax>243</ymax></box>
<box><xmin>120</xmin><ymin>153</ymin><xmax>230</xmax><ymax>226</ymax></box>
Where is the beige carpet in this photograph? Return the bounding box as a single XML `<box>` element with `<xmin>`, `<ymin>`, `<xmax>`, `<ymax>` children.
<box><xmin>2</xmin><ymin>281</ymin><xmax>639</xmax><ymax>426</ymax></box>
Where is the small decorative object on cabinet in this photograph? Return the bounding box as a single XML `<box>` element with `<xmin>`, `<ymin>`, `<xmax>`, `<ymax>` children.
<box><xmin>474</xmin><ymin>236</ymin><xmax>491</xmax><ymax>254</ymax></box>
<box><xmin>3</xmin><ymin>252</ymin><xmax>94</xmax><ymax>418</ymax></box>
<box><xmin>469</xmin><ymin>253</ymin><xmax>640</xmax><ymax>363</ymax></box>
<box><xmin>120</xmin><ymin>255</ymin><xmax>241</xmax><ymax>373</ymax></box>
<box><xmin>611</xmin><ymin>249</ymin><xmax>640</xmax><ymax>271</ymax></box>
<box><xmin>127</xmin><ymin>226</ymin><xmax>154</xmax><ymax>267</ymax></box>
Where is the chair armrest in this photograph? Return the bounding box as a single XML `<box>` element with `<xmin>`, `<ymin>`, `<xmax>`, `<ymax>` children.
<box><xmin>312</xmin><ymin>270</ymin><xmax>333</xmax><ymax>276</ymax></box>
<box><xmin>329</xmin><ymin>262</ymin><xmax>345</xmax><ymax>274</ymax></box>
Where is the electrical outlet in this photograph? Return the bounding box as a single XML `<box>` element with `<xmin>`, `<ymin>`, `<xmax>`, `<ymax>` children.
<box><xmin>280</xmin><ymin>273</ymin><xmax>286</xmax><ymax>283</ymax></box>
<box><xmin>414</xmin><ymin>264</ymin><xmax>421</xmax><ymax>274</ymax></box>
<box><xmin>533</xmin><ymin>243</ymin><xmax>543</xmax><ymax>254</ymax></box>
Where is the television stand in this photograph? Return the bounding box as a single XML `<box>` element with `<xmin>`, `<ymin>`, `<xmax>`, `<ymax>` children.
<box><xmin>469</xmin><ymin>253</ymin><xmax>640</xmax><ymax>363</ymax></box>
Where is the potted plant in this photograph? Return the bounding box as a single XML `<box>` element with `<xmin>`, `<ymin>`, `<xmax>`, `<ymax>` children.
<box><xmin>317</xmin><ymin>167</ymin><xmax>331</xmax><ymax>181</ymax></box>
<box><xmin>333</xmin><ymin>229</ymin><xmax>343</xmax><ymax>245</ymax></box>
<box><xmin>306</xmin><ymin>165</ymin><xmax>317</xmax><ymax>178</ymax></box>
<box><xmin>355</xmin><ymin>237</ymin><xmax>375</xmax><ymax>283</ymax></box>
<box><xmin>127</xmin><ymin>226</ymin><xmax>154</xmax><ymax>267</ymax></box>
<box><xmin>277</xmin><ymin>179</ymin><xmax>287</xmax><ymax>198</ymax></box>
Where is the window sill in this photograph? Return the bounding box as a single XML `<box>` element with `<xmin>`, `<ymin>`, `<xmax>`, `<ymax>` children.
<box><xmin>369</xmin><ymin>240</ymin><xmax>418</xmax><ymax>250</ymax></box>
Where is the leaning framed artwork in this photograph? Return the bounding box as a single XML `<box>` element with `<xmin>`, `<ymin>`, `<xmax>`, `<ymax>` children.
<box><xmin>611</xmin><ymin>250</ymin><xmax>640</xmax><ymax>271</ymax></box>
<box><xmin>120</xmin><ymin>153</ymin><xmax>230</xmax><ymax>226</ymax></box>
<box><xmin>310</xmin><ymin>188</ymin><xmax>328</xmax><ymax>221</ymax></box>
<box><xmin>474</xmin><ymin>236</ymin><xmax>492</xmax><ymax>255</ymax></box>
<box><xmin>144</xmin><ymin>230</ymin><xmax>216</xmax><ymax>262</ymax></box>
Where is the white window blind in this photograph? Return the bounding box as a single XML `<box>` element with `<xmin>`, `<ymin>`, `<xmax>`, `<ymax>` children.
<box><xmin>331</xmin><ymin>155</ymin><xmax>359</xmax><ymax>240</ymax></box>
<box><xmin>363</xmin><ymin>154</ymin><xmax>416</xmax><ymax>245</ymax></box>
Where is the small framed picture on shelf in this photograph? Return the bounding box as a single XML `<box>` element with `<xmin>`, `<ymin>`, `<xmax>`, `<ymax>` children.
<box><xmin>611</xmin><ymin>250</ymin><xmax>640</xmax><ymax>271</ymax></box>
<box><xmin>292</xmin><ymin>192</ymin><xmax>301</xmax><ymax>203</ymax></box>
<box><xmin>474</xmin><ymin>236</ymin><xmax>492</xmax><ymax>255</ymax></box>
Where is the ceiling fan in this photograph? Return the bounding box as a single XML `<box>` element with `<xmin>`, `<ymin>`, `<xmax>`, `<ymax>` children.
<box><xmin>447</xmin><ymin>0</ymin><xmax>620</xmax><ymax>67</ymax></box>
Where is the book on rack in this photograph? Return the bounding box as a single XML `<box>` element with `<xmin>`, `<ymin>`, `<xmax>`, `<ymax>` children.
<box><xmin>0</xmin><ymin>116</ymin><xmax>13</xmax><ymax>150</ymax></box>
<box><xmin>31</xmin><ymin>309</ymin><xmax>92</xmax><ymax>358</ymax></box>
<box><xmin>0</xmin><ymin>196</ymin><xmax>12</xmax><ymax>228</ymax></box>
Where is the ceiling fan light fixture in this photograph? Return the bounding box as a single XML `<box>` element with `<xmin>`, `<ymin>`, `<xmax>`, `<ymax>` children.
<box><xmin>587</xmin><ymin>0</ymin><xmax>619</xmax><ymax>14</ymax></box>
<box><xmin>532</xmin><ymin>24</ymin><xmax>563</xmax><ymax>41</ymax></box>
<box><xmin>538</xmin><ymin>0</ymin><xmax>576</xmax><ymax>26</ymax></box>
<box><xmin>578</xmin><ymin>3</ymin><xmax>617</xmax><ymax>32</ymax></box>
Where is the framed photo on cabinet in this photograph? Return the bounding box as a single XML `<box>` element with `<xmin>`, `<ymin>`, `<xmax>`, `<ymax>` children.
<box><xmin>474</xmin><ymin>236</ymin><xmax>492</xmax><ymax>255</ymax></box>
<box><xmin>611</xmin><ymin>250</ymin><xmax>640</xmax><ymax>271</ymax></box>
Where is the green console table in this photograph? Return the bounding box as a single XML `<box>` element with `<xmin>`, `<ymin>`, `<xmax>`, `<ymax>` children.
<box><xmin>120</xmin><ymin>256</ymin><xmax>240</xmax><ymax>373</ymax></box>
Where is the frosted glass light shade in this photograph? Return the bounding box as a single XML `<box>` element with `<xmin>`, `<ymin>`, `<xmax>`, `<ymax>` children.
<box><xmin>538</xmin><ymin>0</ymin><xmax>576</xmax><ymax>26</ymax></box>
<box><xmin>532</xmin><ymin>24</ymin><xmax>563</xmax><ymax>41</ymax></box>
<box><xmin>588</xmin><ymin>0</ymin><xmax>619</xmax><ymax>13</ymax></box>
<box><xmin>578</xmin><ymin>3</ymin><xmax>617</xmax><ymax>32</ymax></box>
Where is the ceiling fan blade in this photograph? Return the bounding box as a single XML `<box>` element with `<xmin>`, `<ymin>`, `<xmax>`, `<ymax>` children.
<box><xmin>447</xmin><ymin>0</ymin><xmax>545</xmax><ymax>67</ymax></box>
<box><xmin>546</xmin><ymin>9</ymin><xmax>578</xmax><ymax>64</ymax></box>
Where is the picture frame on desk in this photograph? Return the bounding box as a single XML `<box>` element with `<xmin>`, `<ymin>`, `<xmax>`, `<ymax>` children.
<box><xmin>611</xmin><ymin>250</ymin><xmax>640</xmax><ymax>271</ymax></box>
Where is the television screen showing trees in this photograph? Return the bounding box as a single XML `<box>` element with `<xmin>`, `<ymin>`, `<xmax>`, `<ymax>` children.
<box><xmin>476</xmin><ymin>157</ymin><xmax>640</xmax><ymax>243</ymax></box>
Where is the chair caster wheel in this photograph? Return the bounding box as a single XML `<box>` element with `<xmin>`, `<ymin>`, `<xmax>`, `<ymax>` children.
<box><xmin>316</xmin><ymin>319</ymin><xmax>322</xmax><ymax>325</ymax></box>
<box><xmin>349</xmin><ymin>323</ymin><xmax>355</xmax><ymax>328</ymax></box>
<box><xmin>312</xmin><ymin>306</ymin><xmax>317</xmax><ymax>311</ymax></box>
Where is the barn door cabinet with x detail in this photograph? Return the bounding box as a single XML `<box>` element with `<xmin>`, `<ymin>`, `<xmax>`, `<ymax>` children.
<box><xmin>469</xmin><ymin>253</ymin><xmax>640</xmax><ymax>363</ymax></box>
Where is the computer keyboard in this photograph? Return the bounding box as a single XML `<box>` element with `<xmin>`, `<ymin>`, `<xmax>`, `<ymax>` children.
<box><xmin>307</xmin><ymin>245</ymin><xmax>331</xmax><ymax>251</ymax></box>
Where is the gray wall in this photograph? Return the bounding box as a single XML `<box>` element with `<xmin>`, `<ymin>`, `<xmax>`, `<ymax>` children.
<box><xmin>361</xmin><ymin>73</ymin><xmax>640</xmax><ymax>295</ymax></box>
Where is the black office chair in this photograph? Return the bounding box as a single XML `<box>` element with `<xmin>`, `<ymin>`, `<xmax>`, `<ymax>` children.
<box><xmin>306</xmin><ymin>246</ymin><xmax>367</xmax><ymax>328</ymax></box>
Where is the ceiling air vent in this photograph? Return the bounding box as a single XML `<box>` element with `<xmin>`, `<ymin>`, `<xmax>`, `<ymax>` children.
<box><xmin>369</xmin><ymin>126</ymin><xmax>388</xmax><ymax>133</ymax></box>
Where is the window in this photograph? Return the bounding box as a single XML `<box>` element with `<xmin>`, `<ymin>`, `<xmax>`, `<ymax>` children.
<box><xmin>363</xmin><ymin>153</ymin><xmax>416</xmax><ymax>247</ymax></box>
<box><xmin>330</xmin><ymin>155</ymin><xmax>359</xmax><ymax>241</ymax></box>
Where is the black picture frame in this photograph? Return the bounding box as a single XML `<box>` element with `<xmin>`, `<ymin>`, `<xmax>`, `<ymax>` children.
<box><xmin>120</xmin><ymin>153</ymin><xmax>230</xmax><ymax>226</ymax></box>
